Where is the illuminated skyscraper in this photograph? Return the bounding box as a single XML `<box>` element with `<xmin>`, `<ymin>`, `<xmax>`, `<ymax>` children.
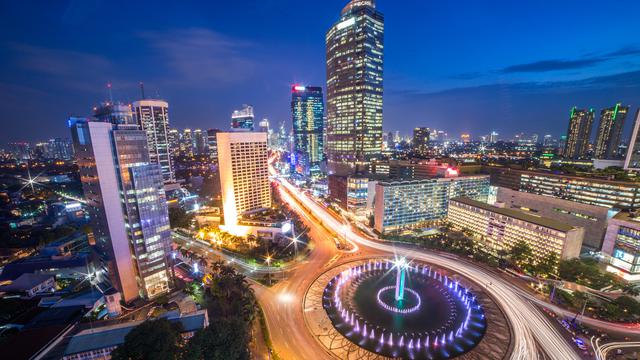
<box><xmin>193</xmin><ymin>129</ymin><xmax>206</xmax><ymax>155</ymax></box>
<box><xmin>216</xmin><ymin>132</ymin><xmax>270</xmax><ymax>229</ymax></box>
<box><xmin>132</xmin><ymin>99</ymin><xmax>175</xmax><ymax>182</ymax></box>
<box><xmin>69</xmin><ymin>119</ymin><xmax>172</xmax><ymax>302</ymax></box>
<box><xmin>563</xmin><ymin>107</ymin><xmax>594</xmax><ymax>159</ymax></box>
<box><xmin>231</xmin><ymin>104</ymin><xmax>255</xmax><ymax>131</ymax></box>
<box><xmin>93</xmin><ymin>102</ymin><xmax>134</xmax><ymax>125</ymax></box>
<box><xmin>326</xmin><ymin>0</ymin><xmax>384</xmax><ymax>175</ymax></box>
<box><xmin>594</xmin><ymin>103</ymin><xmax>629</xmax><ymax>159</ymax></box>
<box><xmin>291</xmin><ymin>85</ymin><xmax>324</xmax><ymax>172</ymax></box>
<box><xmin>207</xmin><ymin>128</ymin><xmax>221</xmax><ymax>161</ymax></box>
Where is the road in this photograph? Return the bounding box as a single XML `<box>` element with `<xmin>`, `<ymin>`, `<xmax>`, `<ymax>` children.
<box><xmin>262</xmin><ymin>174</ymin><xmax>581</xmax><ymax>360</ymax></box>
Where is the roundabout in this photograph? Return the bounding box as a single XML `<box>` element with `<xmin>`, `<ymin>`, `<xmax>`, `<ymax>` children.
<box><xmin>303</xmin><ymin>258</ymin><xmax>512</xmax><ymax>359</ymax></box>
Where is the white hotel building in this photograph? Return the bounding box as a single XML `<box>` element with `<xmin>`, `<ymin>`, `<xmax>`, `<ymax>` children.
<box><xmin>448</xmin><ymin>197</ymin><xmax>583</xmax><ymax>262</ymax></box>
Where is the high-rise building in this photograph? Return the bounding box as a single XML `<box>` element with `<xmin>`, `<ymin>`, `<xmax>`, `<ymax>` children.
<box><xmin>594</xmin><ymin>103</ymin><xmax>629</xmax><ymax>160</ymax></box>
<box><xmin>193</xmin><ymin>129</ymin><xmax>207</xmax><ymax>155</ymax></box>
<box><xmin>217</xmin><ymin>132</ymin><xmax>270</xmax><ymax>229</ymax></box>
<box><xmin>489</xmin><ymin>131</ymin><xmax>499</xmax><ymax>143</ymax></box>
<box><xmin>625</xmin><ymin>110</ymin><xmax>640</xmax><ymax>170</ymax></box>
<box><xmin>47</xmin><ymin>138</ymin><xmax>73</xmax><ymax>160</ymax></box>
<box><xmin>460</xmin><ymin>134</ymin><xmax>471</xmax><ymax>143</ymax></box>
<box><xmin>207</xmin><ymin>129</ymin><xmax>221</xmax><ymax>161</ymax></box>
<box><xmin>291</xmin><ymin>85</ymin><xmax>324</xmax><ymax>172</ymax></box>
<box><xmin>231</xmin><ymin>104</ymin><xmax>255</xmax><ymax>131</ymax></box>
<box><xmin>563</xmin><ymin>107</ymin><xmax>595</xmax><ymax>159</ymax></box>
<box><xmin>326</xmin><ymin>0</ymin><xmax>384</xmax><ymax>175</ymax></box>
<box><xmin>168</xmin><ymin>129</ymin><xmax>180</xmax><ymax>157</ymax></box>
<box><xmin>181</xmin><ymin>129</ymin><xmax>193</xmax><ymax>157</ymax></box>
<box><xmin>8</xmin><ymin>141</ymin><xmax>31</xmax><ymax>162</ymax></box>
<box><xmin>132</xmin><ymin>99</ymin><xmax>175</xmax><ymax>182</ymax></box>
<box><xmin>69</xmin><ymin>119</ymin><xmax>172</xmax><ymax>302</ymax></box>
<box><xmin>412</xmin><ymin>127</ymin><xmax>430</xmax><ymax>157</ymax></box>
<box><xmin>93</xmin><ymin>102</ymin><xmax>134</xmax><ymax>125</ymax></box>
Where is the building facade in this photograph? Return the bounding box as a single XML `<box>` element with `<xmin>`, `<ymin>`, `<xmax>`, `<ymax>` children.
<box><xmin>291</xmin><ymin>85</ymin><xmax>324</xmax><ymax>174</ymax></box>
<box><xmin>603</xmin><ymin>212</ymin><xmax>640</xmax><ymax>281</ymax></box>
<box><xmin>93</xmin><ymin>102</ymin><xmax>134</xmax><ymax>125</ymax></box>
<box><xmin>594</xmin><ymin>103</ymin><xmax>629</xmax><ymax>160</ymax></box>
<box><xmin>216</xmin><ymin>132</ymin><xmax>270</xmax><ymax>229</ymax></box>
<box><xmin>325</xmin><ymin>0</ymin><xmax>384</xmax><ymax>175</ymax></box>
<box><xmin>494</xmin><ymin>187</ymin><xmax>609</xmax><ymax>250</ymax></box>
<box><xmin>374</xmin><ymin>175</ymin><xmax>490</xmax><ymax>233</ymax></box>
<box><xmin>69</xmin><ymin>119</ymin><xmax>172</xmax><ymax>302</ymax></box>
<box><xmin>624</xmin><ymin>110</ymin><xmax>640</xmax><ymax>170</ymax></box>
<box><xmin>231</xmin><ymin>104</ymin><xmax>255</xmax><ymax>131</ymax></box>
<box><xmin>132</xmin><ymin>99</ymin><xmax>175</xmax><ymax>183</ymax></box>
<box><xmin>488</xmin><ymin>167</ymin><xmax>640</xmax><ymax>210</ymax></box>
<box><xmin>564</xmin><ymin>107</ymin><xmax>595</xmax><ymax>159</ymax></box>
<box><xmin>448</xmin><ymin>197</ymin><xmax>583</xmax><ymax>262</ymax></box>
<box><xmin>412</xmin><ymin>127</ymin><xmax>430</xmax><ymax>158</ymax></box>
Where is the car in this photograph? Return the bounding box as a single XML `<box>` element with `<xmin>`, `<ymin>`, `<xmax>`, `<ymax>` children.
<box><xmin>572</xmin><ymin>337</ymin><xmax>587</xmax><ymax>351</ymax></box>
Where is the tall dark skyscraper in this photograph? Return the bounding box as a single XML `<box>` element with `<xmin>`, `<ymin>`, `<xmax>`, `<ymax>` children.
<box><xmin>563</xmin><ymin>107</ymin><xmax>594</xmax><ymax>159</ymax></box>
<box><xmin>412</xmin><ymin>127</ymin><xmax>430</xmax><ymax>158</ymax></box>
<box><xmin>291</xmin><ymin>85</ymin><xmax>324</xmax><ymax>173</ymax></box>
<box><xmin>326</xmin><ymin>0</ymin><xmax>384</xmax><ymax>175</ymax></box>
<box><xmin>594</xmin><ymin>103</ymin><xmax>629</xmax><ymax>159</ymax></box>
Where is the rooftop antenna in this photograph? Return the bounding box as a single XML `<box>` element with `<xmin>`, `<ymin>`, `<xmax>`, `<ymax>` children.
<box><xmin>139</xmin><ymin>81</ymin><xmax>145</xmax><ymax>100</ymax></box>
<box><xmin>107</xmin><ymin>82</ymin><xmax>113</xmax><ymax>103</ymax></box>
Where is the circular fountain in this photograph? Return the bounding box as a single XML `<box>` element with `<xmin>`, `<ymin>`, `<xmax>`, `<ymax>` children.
<box><xmin>322</xmin><ymin>258</ymin><xmax>487</xmax><ymax>359</ymax></box>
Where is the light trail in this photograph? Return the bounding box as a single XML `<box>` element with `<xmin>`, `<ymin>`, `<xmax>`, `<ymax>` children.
<box><xmin>592</xmin><ymin>337</ymin><xmax>640</xmax><ymax>359</ymax></box>
<box><xmin>274</xmin><ymin>173</ymin><xmax>579</xmax><ymax>360</ymax></box>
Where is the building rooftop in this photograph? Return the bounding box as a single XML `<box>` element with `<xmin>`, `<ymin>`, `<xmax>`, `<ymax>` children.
<box><xmin>378</xmin><ymin>175</ymin><xmax>489</xmax><ymax>186</ymax></box>
<box><xmin>450</xmin><ymin>197</ymin><xmax>576</xmax><ymax>232</ymax></box>
<box><xmin>63</xmin><ymin>310</ymin><xmax>208</xmax><ymax>356</ymax></box>
<box><xmin>0</xmin><ymin>252</ymin><xmax>91</xmax><ymax>281</ymax></box>
<box><xmin>0</xmin><ymin>273</ymin><xmax>53</xmax><ymax>292</ymax></box>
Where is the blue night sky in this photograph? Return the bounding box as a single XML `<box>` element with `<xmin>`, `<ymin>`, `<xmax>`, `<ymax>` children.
<box><xmin>1</xmin><ymin>0</ymin><xmax>640</xmax><ymax>144</ymax></box>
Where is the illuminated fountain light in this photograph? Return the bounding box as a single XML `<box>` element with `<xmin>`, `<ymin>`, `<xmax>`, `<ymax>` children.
<box><xmin>388</xmin><ymin>333</ymin><xmax>393</xmax><ymax>346</ymax></box>
<box><xmin>399</xmin><ymin>335</ymin><xmax>404</xmax><ymax>347</ymax></box>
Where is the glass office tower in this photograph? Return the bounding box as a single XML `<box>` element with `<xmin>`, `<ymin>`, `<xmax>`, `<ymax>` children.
<box><xmin>291</xmin><ymin>85</ymin><xmax>324</xmax><ymax>174</ymax></box>
<box><xmin>594</xmin><ymin>103</ymin><xmax>629</xmax><ymax>159</ymax></box>
<box><xmin>326</xmin><ymin>0</ymin><xmax>384</xmax><ymax>175</ymax></box>
<box><xmin>70</xmin><ymin>119</ymin><xmax>172</xmax><ymax>302</ymax></box>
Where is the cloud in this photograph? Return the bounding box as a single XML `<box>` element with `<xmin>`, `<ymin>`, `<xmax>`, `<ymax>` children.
<box><xmin>11</xmin><ymin>43</ymin><xmax>112</xmax><ymax>78</ymax></box>
<box><xmin>500</xmin><ymin>44</ymin><xmax>640</xmax><ymax>74</ymax></box>
<box><xmin>501</xmin><ymin>58</ymin><xmax>606</xmax><ymax>73</ymax></box>
<box><xmin>138</xmin><ymin>28</ymin><xmax>257</xmax><ymax>86</ymax></box>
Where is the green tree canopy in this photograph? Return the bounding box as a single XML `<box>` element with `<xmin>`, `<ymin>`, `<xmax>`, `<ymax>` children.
<box><xmin>111</xmin><ymin>318</ymin><xmax>183</xmax><ymax>360</ymax></box>
<box><xmin>182</xmin><ymin>318</ymin><xmax>250</xmax><ymax>360</ymax></box>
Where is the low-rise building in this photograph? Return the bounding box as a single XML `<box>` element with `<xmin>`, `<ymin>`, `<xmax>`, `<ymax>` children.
<box><xmin>0</xmin><ymin>273</ymin><xmax>55</xmax><ymax>297</ymax></box>
<box><xmin>494</xmin><ymin>187</ymin><xmax>610</xmax><ymax>250</ymax></box>
<box><xmin>603</xmin><ymin>212</ymin><xmax>640</xmax><ymax>281</ymax></box>
<box><xmin>374</xmin><ymin>176</ymin><xmax>490</xmax><ymax>234</ymax></box>
<box><xmin>448</xmin><ymin>197</ymin><xmax>584</xmax><ymax>262</ymax></box>
<box><xmin>62</xmin><ymin>310</ymin><xmax>209</xmax><ymax>360</ymax></box>
<box><xmin>487</xmin><ymin>167</ymin><xmax>640</xmax><ymax>209</ymax></box>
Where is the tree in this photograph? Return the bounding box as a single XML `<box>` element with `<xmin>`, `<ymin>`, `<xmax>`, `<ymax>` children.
<box><xmin>534</xmin><ymin>253</ymin><xmax>558</xmax><ymax>277</ymax></box>
<box><xmin>509</xmin><ymin>240</ymin><xmax>533</xmax><ymax>266</ymax></box>
<box><xmin>169</xmin><ymin>207</ymin><xmax>194</xmax><ymax>229</ymax></box>
<box><xmin>111</xmin><ymin>319</ymin><xmax>183</xmax><ymax>360</ymax></box>
<box><xmin>183</xmin><ymin>318</ymin><xmax>250</xmax><ymax>360</ymax></box>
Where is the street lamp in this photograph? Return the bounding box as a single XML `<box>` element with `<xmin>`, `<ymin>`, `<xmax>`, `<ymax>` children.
<box><xmin>266</xmin><ymin>256</ymin><xmax>272</xmax><ymax>286</ymax></box>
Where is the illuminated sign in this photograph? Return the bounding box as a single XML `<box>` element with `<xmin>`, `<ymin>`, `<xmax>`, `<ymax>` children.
<box><xmin>336</xmin><ymin>17</ymin><xmax>355</xmax><ymax>30</ymax></box>
<box><xmin>293</xmin><ymin>85</ymin><xmax>306</xmax><ymax>92</ymax></box>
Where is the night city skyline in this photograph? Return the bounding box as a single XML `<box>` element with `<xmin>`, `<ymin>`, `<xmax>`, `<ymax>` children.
<box><xmin>1</xmin><ymin>0</ymin><xmax>640</xmax><ymax>143</ymax></box>
<box><xmin>4</xmin><ymin>1</ymin><xmax>640</xmax><ymax>359</ymax></box>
